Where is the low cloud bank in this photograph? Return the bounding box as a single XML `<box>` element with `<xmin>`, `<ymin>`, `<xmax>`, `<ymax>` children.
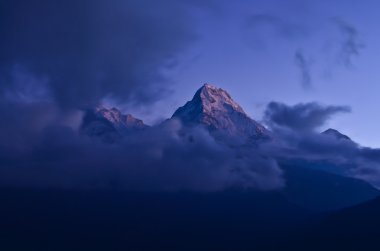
<box><xmin>262</xmin><ymin>102</ymin><xmax>380</xmax><ymax>188</ymax></box>
<box><xmin>0</xmin><ymin>99</ymin><xmax>284</xmax><ymax>191</ymax></box>
<box><xmin>1</xmin><ymin>97</ymin><xmax>380</xmax><ymax>191</ymax></box>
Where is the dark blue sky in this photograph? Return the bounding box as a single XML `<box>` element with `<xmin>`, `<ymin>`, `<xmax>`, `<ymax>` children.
<box><xmin>2</xmin><ymin>0</ymin><xmax>380</xmax><ymax>191</ymax></box>
<box><xmin>1</xmin><ymin>0</ymin><xmax>379</xmax><ymax>146</ymax></box>
<box><xmin>133</xmin><ymin>0</ymin><xmax>379</xmax><ymax>147</ymax></box>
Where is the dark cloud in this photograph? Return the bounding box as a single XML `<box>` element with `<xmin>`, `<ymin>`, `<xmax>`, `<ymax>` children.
<box><xmin>347</xmin><ymin>147</ymin><xmax>380</xmax><ymax>188</ymax></box>
<box><xmin>0</xmin><ymin>1</ymin><xmax>377</xmax><ymax>197</ymax></box>
<box><xmin>332</xmin><ymin>18</ymin><xmax>365</xmax><ymax>68</ymax></box>
<box><xmin>294</xmin><ymin>50</ymin><xmax>312</xmax><ymax>89</ymax></box>
<box><xmin>261</xmin><ymin>101</ymin><xmax>357</xmax><ymax>167</ymax></box>
<box><xmin>0</xmin><ymin>95</ymin><xmax>379</xmax><ymax>191</ymax></box>
<box><xmin>0</xmin><ymin>0</ymin><xmax>198</xmax><ymax>109</ymax></box>
<box><xmin>259</xmin><ymin>101</ymin><xmax>380</xmax><ymax>188</ymax></box>
<box><xmin>267</xmin><ymin>130</ymin><xmax>380</xmax><ymax>189</ymax></box>
<box><xmin>6</xmin><ymin>97</ymin><xmax>380</xmax><ymax>192</ymax></box>
<box><xmin>0</xmin><ymin>101</ymin><xmax>284</xmax><ymax>191</ymax></box>
<box><xmin>0</xmin><ymin>1</ymin><xmax>287</xmax><ymax>193</ymax></box>
<box><xmin>264</xmin><ymin>102</ymin><xmax>351</xmax><ymax>132</ymax></box>
<box><xmin>0</xmin><ymin>65</ymin><xmax>52</xmax><ymax>104</ymax></box>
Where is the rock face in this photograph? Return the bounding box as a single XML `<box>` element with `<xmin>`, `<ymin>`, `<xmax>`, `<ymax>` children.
<box><xmin>80</xmin><ymin>107</ymin><xmax>148</xmax><ymax>142</ymax></box>
<box><xmin>322</xmin><ymin>128</ymin><xmax>351</xmax><ymax>141</ymax></box>
<box><xmin>80</xmin><ymin>84</ymin><xmax>268</xmax><ymax>143</ymax></box>
<box><xmin>172</xmin><ymin>84</ymin><xmax>268</xmax><ymax>140</ymax></box>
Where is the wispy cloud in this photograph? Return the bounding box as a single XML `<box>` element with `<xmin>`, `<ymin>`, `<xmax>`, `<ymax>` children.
<box><xmin>244</xmin><ymin>13</ymin><xmax>365</xmax><ymax>89</ymax></box>
<box><xmin>332</xmin><ymin>17</ymin><xmax>365</xmax><ymax>67</ymax></box>
<box><xmin>294</xmin><ymin>50</ymin><xmax>313</xmax><ymax>89</ymax></box>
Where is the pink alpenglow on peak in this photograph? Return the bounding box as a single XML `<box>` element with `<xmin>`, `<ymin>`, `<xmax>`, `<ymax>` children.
<box><xmin>94</xmin><ymin>107</ymin><xmax>147</xmax><ymax>131</ymax></box>
<box><xmin>172</xmin><ymin>83</ymin><xmax>268</xmax><ymax>140</ymax></box>
<box><xmin>81</xmin><ymin>106</ymin><xmax>148</xmax><ymax>142</ymax></box>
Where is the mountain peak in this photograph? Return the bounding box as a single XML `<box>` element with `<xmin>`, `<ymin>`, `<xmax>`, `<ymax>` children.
<box><xmin>196</xmin><ymin>83</ymin><xmax>246</xmax><ymax>114</ymax></box>
<box><xmin>81</xmin><ymin>106</ymin><xmax>148</xmax><ymax>142</ymax></box>
<box><xmin>172</xmin><ymin>84</ymin><xmax>268</xmax><ymax>139</ymax></box>
<box><xmin>94</xmin><ymin>107</ymin><xmax>146</xmax><ymax>130</ymax></box>
<box><xmin>322</xmin><ymin>128</ymin><xmax>351</xmax><ymax>141</ymax></box>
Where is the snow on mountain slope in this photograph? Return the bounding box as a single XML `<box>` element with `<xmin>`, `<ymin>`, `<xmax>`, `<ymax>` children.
<box><xmin>172</xmin><ymin>84</ymin><xmax>268</xmax><ymax>140</ymax></box>
<box><xmin>95</xmin><ymin>107</ymin><xmax>148</xmax><ymax>131</ymax></box>
<box><xmin>80</xmin><ymin>107</ymin><xmax>148</xmax><ymax>142</ymax></box>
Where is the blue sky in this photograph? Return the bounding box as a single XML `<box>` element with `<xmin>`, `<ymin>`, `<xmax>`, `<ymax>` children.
<box><xmin>1</xmin><ymin>0</ymin><xmax>380</xmax><ymax>147</ymax></box>
<box><xmin>130</xmin><ymin>0</ymin><xmax>380</xmax><ymax>147</ymax></box>
<box><xmin>2</xmin><ymin>0</ymin><xmax>380</xmax><ymax>192</ymax></box>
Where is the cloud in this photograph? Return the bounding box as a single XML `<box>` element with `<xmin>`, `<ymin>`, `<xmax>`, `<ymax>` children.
<box><xmin>269</xmin><ymin>131</ymin><xmax>380</xmax><ymax>189</ymax></box>
<box><xmin>0</xmin><ymin>99</ymin><xmax>359</xmax><ymax>192</ymax></box>
<box><xmin>0</xmin><ymin>102</ymin><xmax>284</xmax><ymax>191</ymax></box>
<box><xmin>244</xmin><ymin>13</ymin><xmax>365</xmax><ymax>88</ymax></box>
<box><xmin>294</xmin><ymin>50</ymin><xmax>312</xmax><ymax>89</ymax></box>
<box><xmin>0</xmin><ymin>1</ymin><xmax>287</xmax><ymax>193</ymax></box>
<box><xmin>332</xmin><ymin>18</ymin><xmax>365</xmax><ymax>67</ymax></box>
<box><xmin>0</xmin><ymin>95</ymin><xmax>379</xmax><ymax>191</ymax></box>
<box><xmin>259</xmin><ymin>101</ymin><xmax>380</xmax><ymax>188</ymax></box>
<box><xmin>0</xmin><ymin>0</ymin><xmax>198</xmax><ymax>110</ymax></box>
<box><xmin>261</xmin><ymin>101</ymin><xmax>357</xmax><ymax>164</ymax></box>
<box><xmin>264</xmin><ymin>102</ymin><xmax>351</xmax><ymax>132</ymax></box>
<box><xmin>0</xmin><ymin>65</ymin><xmax>52</xmax><ymax>104</ymax></box>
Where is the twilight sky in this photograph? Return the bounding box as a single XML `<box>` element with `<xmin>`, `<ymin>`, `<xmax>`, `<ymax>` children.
<box><xmin>140</xmin><ymin>0</ymin><xmax>380</xmax><ymax>147</ymax></box>
<box><xmin>1</xmin><ymin>0</ymin><xmax>380</xmax><ymax>147</ymax></box>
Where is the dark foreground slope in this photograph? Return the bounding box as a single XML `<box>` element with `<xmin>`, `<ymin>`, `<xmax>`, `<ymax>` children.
<box><xmin>286</xmin><ymin>196</ymin><xmax>380</xmax><ymax>251</ymax></box>
<box><xmin>0</xmin><ymin>188</ymin><xmax>312</xmax><ymax>251</ymax></box>
<box><xmin>281</xmin><ymin>163</ymin><xmax>379</xmax><ymax>211</ymax></box>
<box><xmin>2</xmin><ymin>188</ymin><xmax>380</xmax><ymax>251</ymax></box>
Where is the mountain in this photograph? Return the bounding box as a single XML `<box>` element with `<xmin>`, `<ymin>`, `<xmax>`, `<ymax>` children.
<box><xmin>171</xmin><ymin>85</ymin><xmax>379</xmax><ymax>210</ymax></box>
<box><xmin>77</xmin><ymin>85</ymin><xmax>379</xmax><ymax>212</ymax></box>
<box><xmin>285</xmin><ymin>196</ymin><xmax>380</xmax><ymax>250</ymax></box>
<box><xmin>80</xmin><ymin>107</ymin><xmax>148</xmax><ymax>142</ymax></box>
<box><xmin>3</xmin><ymin>84</ymin><xmax>380</xmax><ymax>250</ymax></box>
<box><xmin>280</xmin><ymin>162</ymin><xmax>379</xmax><ymax>211</ymax></box>
<box><xmin>0</xmin><ymin>188</ymin><xmax>312</xmax><ymax>251</ymax></box>
<box><xmin>172</xmin><ymin>84</ymin><xmax>268</xmax><ymax>141</ymax></box>
<box><xmin>322</xmin><ymin>128</ymin><xmax>351</xmax><ymax>141</ymax></box>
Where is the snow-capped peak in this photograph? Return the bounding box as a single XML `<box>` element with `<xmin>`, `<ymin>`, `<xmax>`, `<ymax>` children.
<box><xmin>80</xmin><ymin>106</ymin><xmax>148</xmax><ymax>142</ymax></box>
<box><xmin>197</xmin><ymin>83</ymin><xmax>246</xmax><ymax>114</ymax></box>
<box><xmin>172</xmin><ymin>83</ymin><xmax>268</xmax><ymax>139</ymax></box>
<box><xmin>94</xmin><ymin>107</ymin><xmax>147</xmax><ymax>130</ymax></box>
